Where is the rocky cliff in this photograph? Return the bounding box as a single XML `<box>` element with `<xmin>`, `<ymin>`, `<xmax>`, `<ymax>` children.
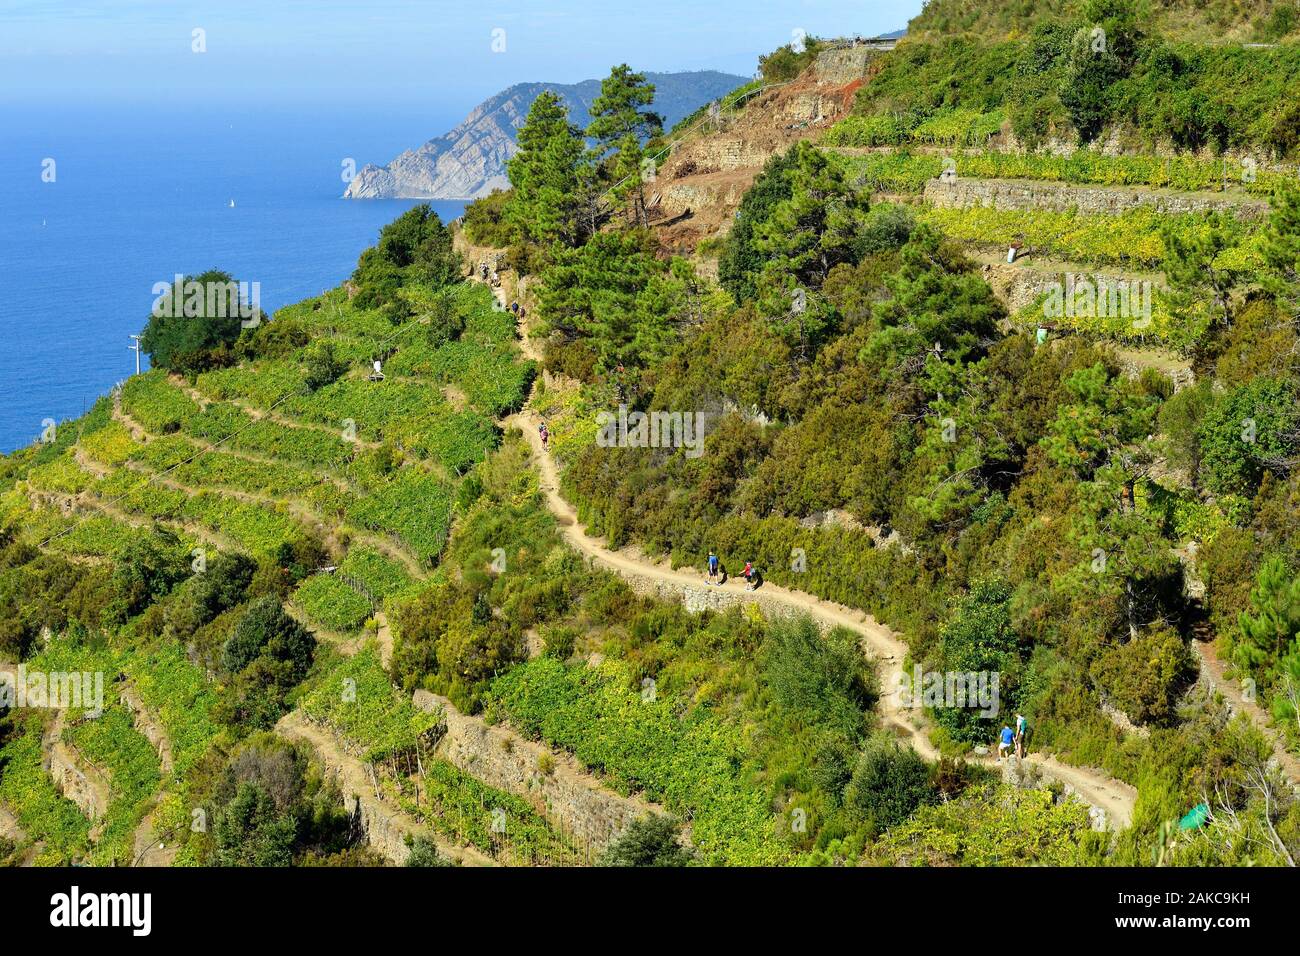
<box><xmin>344</xmin><ymin>71</ymin><xmax>749</xmax><ymax>200</ymax></box>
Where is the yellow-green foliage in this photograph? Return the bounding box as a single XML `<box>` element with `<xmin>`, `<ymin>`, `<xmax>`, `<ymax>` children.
<box><xmin>79</xmin><ymin>421</ymin><xmax>139</xmax><ymax>467</ymax></box>
<box><xmin>870</xmin><ymin>784</ymin><xmax>1095</xmax><ymax>866</ymax></box>
<box><xmin>121</xmin><ymin>370</ymin><xmax>198</xmax><ymax>433</ymax></box>
<box><xmin>299</xmin><ymin>649</ymin><xmax>441</xmax><ymax>761</ymax></box>
<box><xmin>486</xmin><ymin>656</ymin><xmax>788</xmax><ymax>866</ymax></box>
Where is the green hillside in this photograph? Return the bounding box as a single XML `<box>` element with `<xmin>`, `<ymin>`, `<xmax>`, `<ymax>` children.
<box><xmin>4</xmin><ymin>14</ymin><xmax>1300</xmax><ymax>872</ymax></box>
<box><xmin>910</xmin><ymin>0</ymin><xmax>1300</xmax><ymax>43</ymax></box>
<box><xmin>840</xmin><ymin>0</ymin><xmax>1300</xmax><ymax>156</ymax></box>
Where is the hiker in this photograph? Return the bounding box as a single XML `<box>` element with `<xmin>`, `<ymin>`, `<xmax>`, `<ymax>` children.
<box><xmin>510</xmin><ymin>301</ymin><xmax>519</xmax><ymax>314</ymax></box>
<box><xmin>1014</xmin><ymin>713</ymin><xmax>1028</xmax><ymax>758</ymax></box>
<box><xmin>997</xmin><ymin>724</ymin><xmax>1015</xmax><ymax>761</ymax></box>
<box><xmin>740</xmin><ymin>561</ymin><xmax>760</xmax><ymax>589</ymax></box>
<box><xmin>707</xmin><ymin>550</ymin><xmax>719</xmax><ymax>584</ymax></box>
<box><xmin>540</xmin><ymin>425</ymin><xmax>549</xmax><ymax>448</ymax></box>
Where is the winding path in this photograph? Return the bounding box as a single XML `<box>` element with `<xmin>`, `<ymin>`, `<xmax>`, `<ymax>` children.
<box><xmin>1192</xmin><ymin>638</ymin><xmax>1300</xmax><ymax>791</ymax></box>
<box><xmin>502</xmin><ymin>399</ymin><xmax>1138</xmax><ymax>829</ymax></box>
<box><xmin>475</xmin><ymin>271</ymin><xmax>1136</xmax><ymax>827</ymax></box>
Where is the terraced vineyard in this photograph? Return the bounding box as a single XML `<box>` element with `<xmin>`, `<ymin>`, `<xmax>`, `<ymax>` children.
<box><xmin>826</xmin><ymin>141</ymin><xmax>1292</xmax><ymax>198</ymax></box>
<box><xmin>917</xmin><ymin>204</ymin><xmax>1262</xmax><ymax>270</ymax></box>
<box><xmin>3</xmin><ymin>278</ymin><xmax>531</xmax><ymax>627</ymax></box>
<box><xmin>0</xmin><ymin>246</ymin><xmax>539</xmax><ymax>866</ymax></box>
<box><xmin>6</xmin><ymin>8</ymin><xmax>1300</xmax><ymax>884</ymax></box>
<box><xmin>0</xmin><ymin>642</ymin><xmax>218</xmax><ymax>866</ymax></box>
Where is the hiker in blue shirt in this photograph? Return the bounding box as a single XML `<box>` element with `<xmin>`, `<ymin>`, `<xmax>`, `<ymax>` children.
<box><xmin>997</xmin><ymin>724</ymin><xmax>1015</xmax><ymax>760</ymax></box>
<box><xmin>707</xmin><ymin>550</ymin><xmax>719</xmax><ymax>584</ymax></box>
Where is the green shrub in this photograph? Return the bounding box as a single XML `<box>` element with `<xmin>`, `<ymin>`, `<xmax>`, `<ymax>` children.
<box><xmin>842</xmin><ymin>733</ymin><xmax>940</xmax><ymax>830</ymax></box>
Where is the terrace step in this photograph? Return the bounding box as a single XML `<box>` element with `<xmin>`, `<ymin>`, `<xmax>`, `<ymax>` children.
<box><xmin>924</xmin><ymin>175</ymin><xmax>1268</xmax><ymax>220</ymax></box>
<box><xmin>414</xmin><ymin>689</ymin><xmax>669</xmax><ymax>855</ymax></box>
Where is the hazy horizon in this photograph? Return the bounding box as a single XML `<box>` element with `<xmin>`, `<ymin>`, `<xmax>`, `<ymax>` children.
<box><xmin>0</xmin><ymin>0</ymin><xmax>924</xmax><ymax>113</ymax></box>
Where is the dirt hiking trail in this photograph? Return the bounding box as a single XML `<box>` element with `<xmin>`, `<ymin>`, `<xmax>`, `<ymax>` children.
<box><xmin>504</xmin><ymin>410</ymin><xmax>1137</xmax><ymax>830</ymax></box>
<box><xmin>1193</xmin><ymin>638</ymin><xmax>1300</xmax><ymax>791</ymax></box>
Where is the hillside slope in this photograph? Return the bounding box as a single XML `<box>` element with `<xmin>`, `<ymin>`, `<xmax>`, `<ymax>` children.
<box><xmin>649</xmin><ymin>47</ymin><xmax>888</xmax><ymax>252</ymax></box>
<box><xmin>909</xmin><ymin>0</ymin><xmax>1300</xmax><ymax>43</ymax></box>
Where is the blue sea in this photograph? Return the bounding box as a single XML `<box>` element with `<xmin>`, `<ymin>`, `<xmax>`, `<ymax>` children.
<box><xmin>0</xmin><ymin>101</ymin><xmax>465</xmax><ymax>454</ymax></box>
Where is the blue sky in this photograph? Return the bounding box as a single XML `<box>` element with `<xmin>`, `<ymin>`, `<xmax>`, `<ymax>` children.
<box><xmin>0</xmin><ymin>0</ymin><xmax>925</xmax><ymax>110</ymax></box>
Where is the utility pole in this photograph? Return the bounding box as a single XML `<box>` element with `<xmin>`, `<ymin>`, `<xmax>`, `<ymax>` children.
<box><xmin>128</xmin><ymin>334</ymin><xmax>143</xmax><ymax>375</ymax></box>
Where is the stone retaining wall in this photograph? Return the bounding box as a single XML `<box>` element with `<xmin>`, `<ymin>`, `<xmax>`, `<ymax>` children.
<box><xmin>340</xmin><ymin>789</ymin><xmax>421</xmax><ymax>865</ymax></box>
<box><xmin>415</xmin><ymin>690</ymin><xmax>661</xmax><ymax>852</ymax></box>
<box><xmin>813</xmin><ymin>46</ymin><xmax>881</xmax><ymax>85</ymax></box>
<box><xmin>978</xmin><ymin>260</ymin><xmax>1165</xmax><ymax>314</ymax></box>
<box><xmin>662</xmin><ymin>175</ymin><xmax>753</xmax><ymax>212</ymax></box>
<box><xmin>119</xmin><ymin>683</ymin><xmax>174</xmax><ymax>775</ymax></box>
<box><xmin>46</xmin><ymin>736</ymin><xmax>107</xmax><ymax>823</ymax></box>
<box><xmin>924</xmin><ymin>176</ymin><xmax>1268</xmax><ymax>220</ymax></box>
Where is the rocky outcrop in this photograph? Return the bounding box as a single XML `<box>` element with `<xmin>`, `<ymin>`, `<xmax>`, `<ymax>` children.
<box><xmin>1099</xmin><ymin>698</ymin><xmax>1150</xmax><ymax>739</ymax></box>
<box><xmin>0</xmin><ymin>805</ymin><xmax>26</xmax><ymax>843</ymax></box>
<box><xmin>923</xmin><ymin>175</ymin><xmax>1268</xmax><ymax>220</ymax></box>
<box><xmin>345</xmin><ymin>71</ymin><xmax>748</xmax><ymax>200</ymax></box>
<box><xmin>415</xmin><ymin>690</ymin><xmax>663</xmax><ymax>852</ymax></box>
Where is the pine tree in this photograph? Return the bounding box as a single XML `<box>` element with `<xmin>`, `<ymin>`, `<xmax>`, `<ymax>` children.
<box><xmin>1161</xmin><ymin>214</ymin><xmax>1243</xmax><ymax>330</ymax></box>
<box><xmin>1044</xmin><ymin>364</ymin><xmax>1170</xmax><ymax>639</ymax></box>
<box><xmin>1262</xmin><ymin>179</ymin><xmax>1300</xmax><ymax>315</ymax></box>
<box><xmin>1237</xmin><ymin>556</ymin><xmax>1300</xmax><ymax>676</ymax></box>
<box><xmin>506</xmin><ymin>91</ymin><xmax>588</xmax><ymax>248</ymax></box>
<box><xmin>754</xmin><ymin>142</ymin><xmax>869</xmax><ymax>291</ymax></box>
<box><xmin>587</xmin><ymin>64</ymin><xmax>662</xmax><ymax>154</ymax></box>
<box><xmin>751</xmin><ymin>142</ymin><xmax>871</xmax><ymax>359</ymax></box>
<box><xmin>587</xmin><ymin>65</ymin><xmax>662</xmax><ymax>226</ymax></box>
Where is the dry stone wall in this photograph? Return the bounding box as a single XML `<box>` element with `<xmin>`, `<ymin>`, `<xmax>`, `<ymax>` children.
<box><xmin>977</xmin><ymin>259</ymin><xmax>1165</xmax><ymax>314</ymax></box>
<box><xmin>46</xmin><ymin>733</ymin><xmax>108</xmax><ymax>823</ymax></box>
<box><xmin>813</xmin><ymin>46</ymin><xmax>883</xmax><ymax>85</ymax></box>
<box><xmin>119</xmin><ymin>682</ymin><xmax>174</xmax><ymax>775</ymax></box>
<box><xmin>662</xmin><ymin>175</ymin><xmax>753</xmax><ymax>213</ymax></box>
<box><xmin>415</xmin><ymin>690</ymin><xmax>662</xmax><ymax>852</ymax></box>
<box><xmin>924</xmin><ymin>176</ymin><xmax>1268</xmax><ymax>220</ymax></box>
